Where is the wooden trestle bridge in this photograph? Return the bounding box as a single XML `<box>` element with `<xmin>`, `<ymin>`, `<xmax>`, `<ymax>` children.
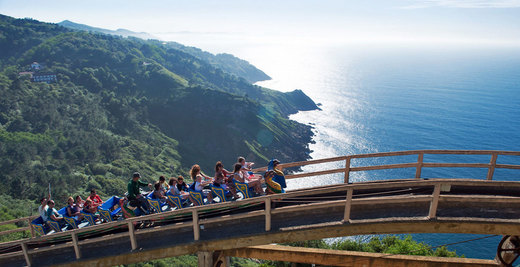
<box><xmin>1</xmin><ymin>150</ymin><xmax>520</xmax><ymax>267</ymax></box>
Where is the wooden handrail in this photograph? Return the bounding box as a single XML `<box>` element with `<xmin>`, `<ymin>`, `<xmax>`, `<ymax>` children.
<box><xmin>1</xmin><ymin>150</ymin><xmax>519</xmax><ymax>267</ymax></box>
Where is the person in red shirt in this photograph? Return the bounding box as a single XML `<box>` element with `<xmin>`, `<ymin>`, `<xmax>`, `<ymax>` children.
<box><xmin>86</xmin><ymin>189</ymin><xmax>103</xmax><ymax>209</ymax></box>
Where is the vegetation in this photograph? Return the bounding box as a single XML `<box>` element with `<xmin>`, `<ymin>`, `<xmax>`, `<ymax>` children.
<box><xmin>261</xmin><ymin>236</ymin><xmax>461</xmax><ymax>267</ymax></box>
<box><xmin>116</xmin><ymin>235</ymin><xmax>461</xmax><ymax>266</ymax></box>
<box><xmin>0</xmin><ymin>14</ymin><xmax>316</xmax><ymax>217</ymax></box>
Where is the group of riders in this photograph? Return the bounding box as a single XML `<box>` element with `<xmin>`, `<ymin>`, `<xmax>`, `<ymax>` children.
<box><xmin>37</xmin><ymin>157</ymin><xmax>287</xmax><ymax>230</ymax></box>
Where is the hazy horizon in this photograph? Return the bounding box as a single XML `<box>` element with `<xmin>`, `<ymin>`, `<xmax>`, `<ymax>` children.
<box><xmin>1</xmin><ymin>0</ymin><xmax>520</xmax><ymax>55</ymax></box>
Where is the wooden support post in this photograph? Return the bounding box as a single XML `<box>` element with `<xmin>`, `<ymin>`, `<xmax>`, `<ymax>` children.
<box><xmin>193</xmin><ymin>209</ymin><xmax>200</xmax><ymax>241</ymax></box>
<box><xmin>415</xmin><ymin>152</ymin><xmax>424</xmax><ymax>179</ymax></box>
<box><xmin>127</xmin><ymin>221</ymin><xmax>137</xmax><ymax>250</ymax></box>
<box><xmin>28</xmin><ymin>217</ymin><xmax>35</xmax><ymax>238</ymax></box>
<box><xmin>71</xmin><ymin>232</ymin><xmax>81</xmax><ymax>259</ymax></box>
<box><xmin>343</xmin><ymin>188</ymin><xmax>353</xmax><ymax>222</ymax></box>
<box><xmin>21</xmin><ymin>242</ymin><xmax>31</xmax><ymax>267</ymax></box>
<box><xmin>429</xmin><ymin>184</ymin><xmax>441</xmax><ymax>219</ymax></box>
<box><xmin>265</xmin><ymin>198</ymin><xmax>271</xmax><ymax>232</ymax></box>
<box><xmin>198</xmin><ymin>251</ymin><xmax>213</xmax><ymax>267</ymax></box>
<box><xmin>487</xmin><ymin>152</ymin><xmax>498</xmax><ymax>180</ymax></box>
<box><xmin>344</xmin><ymin>157</ymin><xmax>351</xmax><ymax>183</ymax></box>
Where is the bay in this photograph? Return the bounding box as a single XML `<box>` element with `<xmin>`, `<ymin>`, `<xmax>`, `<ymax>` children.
<box><xmin>206</xmin><ymin>42</ymin><xmax>520</xmax><ymax>259</ymax></box>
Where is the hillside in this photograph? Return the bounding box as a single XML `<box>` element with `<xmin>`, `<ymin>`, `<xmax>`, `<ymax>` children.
<box><xmin>58</xmin><ymin>20</ymin><xmax>271</xmax><ymax>84</ymax></box>
<box><xmin>0</xmin><ymin>14</ymin><xmax>317</xmax><ymax>206</ymax></box>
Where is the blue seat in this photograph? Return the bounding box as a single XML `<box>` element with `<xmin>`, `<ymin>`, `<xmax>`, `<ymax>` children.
<box><xmin>146</xmin><ymin>192</ymin><xmax>169</xmax><ymax>213</ymax></box>
<box><xmin>46</xmin><ymin>207</ymin><xmax>68</xmax><ymax>232</ymax></box>
<box><xmin>166</xmin><ymin>193</ymin><xmax>184</xmax><ymax>210</ymax></box>
<box><xmin>63</xmin><ymin>206</ymin><xmax>85</xmax><ymax>229</ymax></box>
<box><xmin>80</xmin><ymin>210</ymin><xmax>98</xmax><ymax>226</ymax></box>
<box><xmin>189</xmin><ymin>190</ymin><xmax>205</xmax><ymax>206</ymax></box>
<box><xmin>233</xmin><ymin>180</ymin><xmax>254</xmax><ymax>199</ymax></box>
<box><xmin>98</xmin><ymin>196</ymin><xmax>121</xmax><ymax>222</ymax></box>
<box><xmin>210</xmin><ymin>185</ymin><xmax>231</xmax><ymax>203</ymax></box>
<box><xmin>31</xmin><ymin>216</ymin><xmax>48</xmax><ymax>236</ymax></box>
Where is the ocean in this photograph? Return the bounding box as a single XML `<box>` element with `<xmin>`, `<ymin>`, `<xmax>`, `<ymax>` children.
<box><xmin>239</xmin><ymin>43</ymin><xmax>520</xmax><ymax>259</ymax></box>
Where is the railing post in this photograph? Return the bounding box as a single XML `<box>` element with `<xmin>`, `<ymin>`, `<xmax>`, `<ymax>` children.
<box><xmin>344</xmin><ymin>157</ymin><xmax>351</xmax><ymax>183</ymax></box>
<box><xmin>192</xmin><ymin>209</ymin><xmax>200</xmax><ymax>241</ymax></box>
<box><xmin>28</xmin><ymin>217</ymin><xmax>35</xmax><ymax>238</ymax></box>
<box><xmin>127</xmin><ymin>221</ymin><xmax>137</xmax><ymax>250</ymax></box>
<box><xmin>343</xmin><ymin>188</ymin><xmax>354</xmax><ymax>222</ymax></box>
<box><xmin>21</xmin><ymin>242</ymin><xmax>31</xmax><ymax>267</ymax></box>
<box><xmin>71</xmin><ymin>232</ymin><xmax>81</xmax><ymax>259</ymax></box>
<box><xmin>265</xmin><ymin>198</ymin><xmax>271</xmax><ymax>232</ymax></box>
<box><xmin>416</xmin><ymin>152</ymin><xmax>424</xmax><ymax>179</ymax></box>
<box><xmin>487</xmin><ymin>152</ymin><xmax>498</xmax><ymax>180</ymax></box>
<box><xmin>429</xmin><ymin>184</ymin><xmax>441</xmax><ymax>219</ymax></box>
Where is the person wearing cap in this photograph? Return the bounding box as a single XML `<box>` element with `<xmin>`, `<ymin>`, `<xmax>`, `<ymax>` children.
<box><xmin>268</xmin><ymin>159</ymin><xmax>287</xmax><ymax>191</ymax></box>
<box><xmin>127</xmin><ymin>172</ymin><xmax>152</xmax><ymax>214</ymax></box>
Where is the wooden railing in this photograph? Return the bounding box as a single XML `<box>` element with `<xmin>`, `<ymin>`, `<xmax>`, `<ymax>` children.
<box><xmin>1</xmin><ymin>150</ymin><xmax>519</xmax><ymax>266</ymax></box>
<box><xmin>253</xmin><ymin>150</ymin><xmax>520</xmax><ymax>183</ymax></box>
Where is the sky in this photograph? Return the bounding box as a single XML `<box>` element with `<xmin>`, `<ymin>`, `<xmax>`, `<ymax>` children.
<box><xmin>1</xmin><ymin>0</ymin><xmax>520</xmax><ymax>51</ymax></box>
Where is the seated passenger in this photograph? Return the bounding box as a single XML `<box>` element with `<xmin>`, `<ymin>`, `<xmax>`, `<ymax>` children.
<box><xmin>168</xmin><ymin>177</ymin><xmax>189</xmax><ymax>199</ymax></box>
<box><xmin>233</xmin><ymin>163</ymin><xmax>263</xmax><ymax>195</ymax></box>
<box><xmin>238</xmin><ymin>156</ymin><xmax>262</xmax><ymax>183</ymax></box>
<box><xmin>66</xmin><ymin>197</ymin><xmax>84</xmax><ymax>220</ymax></box>
<box><xmin>45</xmin><ymin>200</ymin><xmax>64</xmax><ymax>223</ymax></box>
<box><xmin>38</xmin><ymin>195</ymin><xmax>49</xmax><ymax>221</ymax></box>
<box><xmin>176</xmin><ymin>176</ymin><xmax>188</xmax><ymax>192</ymax></box>
<box><xmin>153</xmin><ymin>182</ymin><xmax>167</xmax><ymax>202</ymax></box>
<box><xmin>82</xmin><ymin>199</ymin><xmax>97</xmax><ymax>214</ymax></box>
<box><xmin>215</xmin><ymin>162</ymin><xmax>238</xmax><ymax>199</ymax></box>
<box><xmin>190</xmin><ymin>164</ymin><xmax>213</xmax><ymax>183</ymax></box>
<box><xmin>268</xmin><ymin>159</ymin><xmax>287</xmax><ymax>190</ymax></box>
<box><xmin>75</xmin><ymin>195</ymin><xmax>85</xmax><ymax>209</ymax></box>
<box><xmin>127</xmin><ymin>172</ymin><xmax>152</xmax><ymax>215</ymax></box>
<box><xmin>190</xmin><ymin>165</ymin><xmax>214</xmax><ymax>204</ymax></box>
<box><xmin>158</xmin><ymin>175</ymin><xmax>170</xmax><ymax>193</ymax></box>
<box><xmin>87</xmin><ymin>189</ymin><xmax>103</xmax><ymax>209</ymax></box>
<box><xmin>264</xmin><ymin>171</ymin><xmax>283</xmax><ymax>194</ymax></box>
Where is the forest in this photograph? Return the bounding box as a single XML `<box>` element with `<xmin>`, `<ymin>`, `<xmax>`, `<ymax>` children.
<box><xmin>0</xmin><ymin>14</ymin><xmax>317</xmax><ymax>215</ymax></box>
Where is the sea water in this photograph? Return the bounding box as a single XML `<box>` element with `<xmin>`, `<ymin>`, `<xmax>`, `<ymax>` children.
<box><xmin>236</xmin><ymin>43</ymin><xmax>520</xmax><ymax>259</ymax></box>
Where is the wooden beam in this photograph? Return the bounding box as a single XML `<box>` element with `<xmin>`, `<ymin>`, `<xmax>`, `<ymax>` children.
<box><xmin>350</xmin><ymin>163</ymin><xmax>418</xmax><ymax>172</ymax></box>
<box><xmin>0</xmin><ymin>227</ymin><xmax>29</xmax><ymax>236</ymax></box>
<box><xmin>21</xmin><ymin>242</ymin><xmax>31</xmax><ymax>267</ymax></box>
<box><xmin>344</xmin><ymin>157</ymin><xmax>351</xmax><ymax>183</ymax></box>
<box><xmin>193</xmin><ymin>210</ymin><xmax>200</xmax><ymax>241</ymax></box>
<box><xmin>416</xmin><ymin>152</ymin><xmax>424</xmax><ymax>179</ymax></box>
<box><xmin>429</xmin><ymin>184</ymin><xmax>441</xmax><ymax>219</ymax></box>
<box><xmin>343</xmin><ymin>188</ymin><xmax>353</xmax><ymax>222</ymax></box>
<box><xmin>127</xmin><ymin>222</ymin><xmax>137</xmax><ymax>251</ymax></box>
<box><xmin>28</xmin><ymin>217</ymin><xmax>35</xmax><ymax>238</ymax></box>
<box><xmin>71</xmin><ymin>232</ymin><xmax>81</xmax><ymax>259</ymax></box>
<box><xmin>265</xmin><ymin>198</ymin><xmax>271</xmax><ymax>232</ymax></box>
<box><xmin>55</xmin><ymin>220</ymin><xmax>516</xmax><ymax>267</ymax></box>
<box><xmin>222</xmin><ymin>245</ymin><xmax>499</xmax><ymax>267</ymax></box>
<box><xmin>487</xmin><ymin>152</ymin><xmax>498</xmax><ymax>180</ymax></box>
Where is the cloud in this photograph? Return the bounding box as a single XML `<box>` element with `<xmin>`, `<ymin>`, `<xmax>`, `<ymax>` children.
<box><xmin>402</xmin><ymin>0</ymin><xmax>520</xmax><ymax>9</ymax></box>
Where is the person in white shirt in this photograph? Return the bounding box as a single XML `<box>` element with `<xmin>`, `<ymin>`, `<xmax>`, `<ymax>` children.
<box><xmin>38</xmin><ymin>195</ymin><xmax>49</xmax><ymax>221</ymax></box>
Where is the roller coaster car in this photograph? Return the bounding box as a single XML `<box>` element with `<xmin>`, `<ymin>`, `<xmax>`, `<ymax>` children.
<box><xmin>210</xmin><ymin>185</ymin><xmax>232</xmax><ymax>203</ymax></box>
<box><xmin>80</xmin><ymin>210</ymin><xmax>98</xmax><ymax>226</ymax></box>
<box><xmin>189</xmin><ymin>190</ymin><xmax>205</xmax><ymax>206</ymax></box>
<box><xmin>165</xmin><ymin>193</ymin><xmax>185</xmax><ymax>210</ymax></box>
<box><xmin>63</xmin><ymin>214</ymin><xmax>82</xmax><ymax>229</ymax></box>
<box><xmin>146</xmin><ymin>192</ymin><xmax>169</xmax><ymax>213</ymax></box>
<box><xmin>497</xmin><ymin>235</ymin><xmax>520</xmax><ymax>267</ymax></box>
<box><xmin>233</xmin><ymin>180</ymin><xmax>255</xmax><ymax>199</ymax></box>
<box><xmin>98</xmin><ymin>196</ymin><xmax>122</xmax><ymax>222</ymax></box>
<box><xmin>45</xmin><ymin>207</ymin><xmax>68</xmax><ymax>233</ymax></box>
<box><xmin>31</xmin><ymin>217</ymin><xmax>48</xmax><ymax>236</ymax></box>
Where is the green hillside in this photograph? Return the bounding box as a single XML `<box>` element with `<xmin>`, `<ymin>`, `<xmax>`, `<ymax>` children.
<box><xmin>0</xmin><ymin>14</ymin><xmax>316</xmax><ymax>208</ymax></box>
